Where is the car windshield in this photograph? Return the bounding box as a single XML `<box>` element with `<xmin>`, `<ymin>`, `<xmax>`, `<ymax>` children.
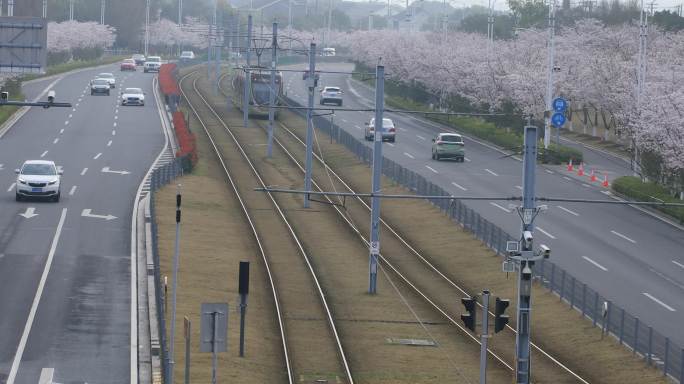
<box><xmin>93</xmin><ymin>79</ymin><xmax>109</xmax><ymax>85</ymax></box>
<box><xmin>125</xmin><ymin>88</ymin><xmax>142</xmax><ymax>94</ymax></box>
<box><xmin>440</xmin><ymin>135</ymin><xmax>463</xmax><ymax>143</ymax></box>
<box><xmin>98</xmin><ymin>73</ymin><xmax>114</xmax><ymax>78</ymax></box>
<box><xmin>22</xmin><ymin>164</ymin><xmax>55</xmax><ymax>175</ymax></box>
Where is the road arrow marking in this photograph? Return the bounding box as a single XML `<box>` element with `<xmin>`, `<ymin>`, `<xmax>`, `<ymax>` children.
<box><xmin>38</xmin><ymin>368</ymin><xmax>54</xmax><ymax>384</ymax></box>
<box><xmin>19</xmin><ymin>207</ymin><xmax>38</xmax><ymax>219</ymax></box>
<box><xmin>101</xmin><ymin>167</ymin><xmax>130</xmax><ymax>175</ymax></box>
<box><xmin>81</xmin><ymin>209</ymin><xmax>117</xmax><ymax>221</ymax></box>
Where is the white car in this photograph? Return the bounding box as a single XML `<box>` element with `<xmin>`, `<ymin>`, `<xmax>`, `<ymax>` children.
<box><xmin>180</xmin><ymin>51</ymin><xmax>195</xmax><ymax>60</ymax></box>
<box><xmin>121</xmin><ymin>87</ymin><xmax>145</xmax><ymax>106</ymax></box>
<box><xmin>15</xmin><ymin>160</ymin><xmax>62</xmax><ymax>202</ymax></box>
<box><xmin>365</xmin><ymin>117</ymin><xmax>396</xmax><ymax>142</ymax></box>
<box><xmin>144</xmin><ymin>56</ymin><xmax>162</xmax><ymax>73</ymax></box>
<box><xmin>97</xmin><ymin>73</ymin><xmax>116</xmax><ymax>88</ymax></box>
<box><xmin>319</xmin><ymin>86</ymin><xmax>343</xmax><ymax>106</ymax></box>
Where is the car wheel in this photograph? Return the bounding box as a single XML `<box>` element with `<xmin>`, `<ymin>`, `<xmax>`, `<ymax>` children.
<box><xmin>338</xmin><ymin>101</ymin><xmax>343</xmax><ymax>106</ymax></box>
<box><xmin>90</xmin><ymin>91</ymin><xmax>94</xmax><ymax>95</ymax></box>
<box><xmin>106</xmin><ymin>91</ymin><xmax>110</xmax><ymax>96</ymax></box>
<box><xmin>15</xmin><ymin>193</ymin><xmax>21</xmax><ymax>202</ymax></box>
<box><xmin>436</xmin><ymin>153</ymin><xmax>440</xmax><ymax>161</ymax></box>
<box><xmin>53</xmin><ymin>193</ymin><xmax>60</xmax><ymax>203</ymax></box>
<box><xmin>390</xmin><ymin>138</ymin><xmax>396</xmax><ymax>143</ymax></box>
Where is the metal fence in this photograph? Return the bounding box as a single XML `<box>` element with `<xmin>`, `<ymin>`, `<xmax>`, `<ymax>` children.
<box><xmin>148</xmin><ymin>157</ymin><xmax>185</xmax><ymax>383</ymax></box>
<box><xmin>286</xmin><ymin>97</ymin><xmax>684</xmax><ymax>383</ymax></box>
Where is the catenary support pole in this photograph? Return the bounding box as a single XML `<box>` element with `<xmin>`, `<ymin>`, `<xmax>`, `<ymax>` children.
<box><xmin>243</xmin><ymin>15</ymin><xmax>253</xmax><ymax>128</ymax></box>
<box><xmin>267</xmin><ymin>22</ymin><xmax>278</xmax><ymax>158</ymax></box>
<box><xmin>515</xmin><ymin>123</ymin><xmax>538</xmax><ymax>383</ymax></box>
<box><xmin>145</xmin><ymin>0</ymin><xmax>150</xmax><ymax>57</ymax></box>
<box><xmin>303</xmin><ymin>43</ymin><xmax>316</xmax><ymax>208</ymax></box>
<box><xmin>167</xmin><ymin>185</ymin><xmax>183</xmax><ymax>384</ymax></box>
<box><xmin>214</xmin><ymin>0</ymin><xmax>220</xmax><ymax>96</ymax></box>
<box><xmin>100</xmin><ymin>0</ymin><xmax>105</xmax><ymax>24</ymax></box>
<box><xmin>480</xmin><ymin>290</ymin><xmax>490</xmax><ymax>384</ymax></box>
<box><xmin>43</xmin><ymin>0</ymin><xmax>47</xmax><ymax>18</ymax></box>
<box><xmin>368</xmin><ymin>64</ymin><xmax>384</xmax><ymax>294</ymax></box>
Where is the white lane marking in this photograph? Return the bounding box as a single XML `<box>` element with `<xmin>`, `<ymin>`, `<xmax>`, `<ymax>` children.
<box><xmin>341</xmin><ymin>118</ymin><xmax>347</xmax><ymax>123</ymax></box>
<box><xmin>68</xmin><ymin>114</ymin><xmax>72</xmax><ymax>118</ymax></box>
<box><xmin>490</xmin><ymin>202</ymin><xmax>511</xmax><ymax>213</ymax></box>
<box><xmin>611</xmin><ymin>230</ymin><xmax>636</xmax><ymax>244</ymax></box>
<box><xmin>7</xmin><ymin>208</ymin><xmax>68</xmax><ymax>384</ymax></box>
<box><xmin>19</xmin><ymin>207</ymin><xmax>38</xmax><ymax>219</ymax></box>
<box><xmin>115</xmin><ymin>115</ymin><xmax>118</xmax><ymax>120</ymax></box>
<box><xmin>416</xmin><ymin>135</ymin><xmax>426</xmax><ymax>141</ymax></box>
<box><xmin>485</xmin><ymin>169</ymin><xmax>498</xmax><ymax>176</ymax></box>
<box><xmin>93</xmin><ymin>153</ymin><xmax>102</xmax><ymax>160</ymax></box>
<box><xmin>545</xmin><ymin>169</ymin><xmax>554</xmax><ymax>174</ymax></box>
<box><xmin>82</xmin><ymin>208</ymin><xmax>117</xmax><ymax>220</ymax></box>
<box><xmin>425</xmin><ymin>165</ymin><xmax>438</xmax><ymax>174</ymax></box>
<box><xmin>53</xmin><ymin>138</ymin><xmax>59</xmax><ymax>144</ymax></box>
<box><xmin>102</xmin><ymin>166</ymin><xmax>130</xmax><ymax>175</ymax></box>
<box><xmin>673</xmin><ymin>260</ymin><xmax>684</xmax><ymax>269</ymax></box>
<box><xmin>515</xmin><ymin>185</ymin><xmax>523</xmax><ymax>190</ymax></box>
<box><xmin>38</xmin><ymin>368</ymin><xmax>54</xmax><ymax>384</ymax></box>
<box><xmin>601</xmin><ymin>190</ymin><xmax>612</xmax><ymax>196</ymax></box>
<box><xmin>451</xmin><ymin>182</ymin><xmax>467</xmax><ymax>191</ymax></box>
<box><xmin>642</xmin><ymin>292</ymin><xmax>676</xmax><ymax>312</ymax></box>
<box><xmin>464</xmin><ymin>157</ymin><xmax>471</xmax><ymax>162</ymax></box>
<box><xmin>81</xmin><ymin>167</ymin><xmax>88</xmax><ymax>176</ymax></box>
<box><xmin>78</xmin><ymin>98</ymin><xmax>82</xmax><ymax>102</ymax></box>
<box><xmin>537</xmin><ymin>226</ymin><xmax>556</xmax><ymax>239</ymax></box>
<box><xmin>563</xmin><ymin>176</ymin><xmax>572</xmax><ymax>181</ymax></box>
<box><xmin>403</xmin><ymin>152</ymin><xmax>415</xmax><ymax>159</ymax></box>
<box><xmin>582</xmin><ymin>256</ymin><xmax>608</xmax><ymax>271</ymax></box>
<box><xmin>112</xmin><ymin>130</ymin><xmax>116</xmax><ymax>135</ymax></box>
<box><xmin>557</xmin><ymin>205</ymin><xmax>579</xmax><ymax>216</ymax></box>
<box><xmin>354</xmin><ymin>125</ymin><xmax>361</xmax><ymax>130</ymax></box>
<box><xmin>69</xmin><ymin>185</ymin><xmax>77</xmax><ymax>195</ymax></box>
<box><xmin>386</xmin><ymin>142</ymin><xmax>395</xmax><ymax>147</ymax></box>
<box><xmin>113</xmin><ymin>122</ymin><xmax>117</xmax><ymax>127</ymax></box>
<box><xmin>8</xmin><ymin>182</ymin><xmax>16</xmax><ymax>192</ymax></box>
<box><xmin>76</xmin><ymin>103</ymin><xmax>79</xmax><ymax>107</ymax></box>
<box><xmin>582</xmin><ymin>183</ymin><xmax>591</xmax><ymax>188</ymax></box>
<box><xmin>64</xmin><ymin>121</ymin><xmax>69</xmax><ymax>125</ymax></box>
<box><xmin>40</xmin><ymin>150</ymin><xmax>48</xmax><ymax>158</ymax></box>
<box><xmin>399</xmin><ymin>127</ymin><xmax>408</xmax><ymax>132</ymax></box>
<box><xmin>59</xmin><ymin>128</ymin><xmax>64</xmax><ymax>134</ymax></box>
<box><xmin>72</xmin><ymin>108</ymin><xmax>76</xmax><ymax>112</ymax></box>
<box><xmin>107</xmin><ymin>140</ymin><xmax>113</xmax><ymax>147</ymax></box>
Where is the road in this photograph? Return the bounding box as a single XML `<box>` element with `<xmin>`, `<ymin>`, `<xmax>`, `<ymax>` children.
<box><xmin>281</xmin><ymin>62</ymin><xmax>684</xmax><ymax>346</ymax></box>
<box><xmin>0</xmin><ymin>64</ymin><xmax>166</xmax><ymax>383</ymax></box>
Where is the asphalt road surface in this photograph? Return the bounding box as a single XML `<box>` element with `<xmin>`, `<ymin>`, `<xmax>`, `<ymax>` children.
<box><xmin>0</xmin><ymin>64</ymin><xmax>165</xmax><ymax>383</ymax></box>
<box><xmin>281</xmin><ymin>62</ymin><xmax>684</xmax><ymax>346</ymax></box>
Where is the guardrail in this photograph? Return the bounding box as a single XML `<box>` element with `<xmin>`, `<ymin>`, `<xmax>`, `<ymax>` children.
<box><xmin>284</xmin><ymin>96</ymin><xmax>684</xmax><ymax>383</ymax></box>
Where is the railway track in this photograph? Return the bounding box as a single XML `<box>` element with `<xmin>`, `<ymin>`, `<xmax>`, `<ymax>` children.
<box><xmin>179</xmin><ymin>70</ymin><xmax>354</xmax><ymax>384</ymax></box>
<box><xmin>214</xmin><ymin>71</ymin><xmax>590</xmax><ymax>383</ymax></box>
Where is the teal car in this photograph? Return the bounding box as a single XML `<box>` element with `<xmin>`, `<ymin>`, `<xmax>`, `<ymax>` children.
<box><xmin>431</xmin><ymin>133</ymin><xmax>465</xmax><ymax>161</ymax></box>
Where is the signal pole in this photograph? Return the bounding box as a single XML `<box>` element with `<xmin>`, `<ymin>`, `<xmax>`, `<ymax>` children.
<box><xmin>69</xmin><ymin>0</ymin><xmax>74</xmax><ymax>20</ymax></box>
<box><xmin>303</xmin><ymin>43</ymin><xmax>316</xmax><ymax>208</ymax></box>
<box><xmin>368</xmin><ymin>64</ymin><xmax>384</xmax><ymax>294</ymax></box>
<box><xmin>267</xmin><ymin>22</ymin><xmax>278</xmax><ymax>158</ymax></box>
<box><xmin>144</xmin><ymin>0</ymin><xmax>150</xmax><ymax>57</ymax></box>
<box><xmin>480</xmin><ymin>290</ymin><xmax>490</xmax><ymax>384</ymax></box>
<box><xmin>100</xmin><ymin>0</ymin><xmax>105</xmax><ymax>24</ymax></box>
<box><xmin>243</xmin><ymin>15</ymin><xmax>253</xmax><ymax>128</ymax></box>
<box><xmin>8</xmin><ymin>0</ymin><xmax>13</xmax><ymax>16</ymax></box>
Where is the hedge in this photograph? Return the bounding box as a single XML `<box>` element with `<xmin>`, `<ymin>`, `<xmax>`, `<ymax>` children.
<box><xmin>172</xmin><ymin>111</ymin><xmax>197</xmax><ymax>172</ymax></box>
<box><xmin>612</xmin><ymin>176</ymin><xmax>684</xmax><ymax>223</ymax></box>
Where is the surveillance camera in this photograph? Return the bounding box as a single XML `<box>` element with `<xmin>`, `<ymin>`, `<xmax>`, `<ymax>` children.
<box><xmin>0</xmin><ymin>91</ymin><xmax>8</xmax><ymax>101</ymax></box>
<box><xmin>47</xmin><ymin>90</ymin><xmax>56</xmax><ymax>103</ymax></box>
<box><xmin>523</xmin><ymin>231</ymin><xmax>533</xmax><ymax>243</ymax></box>
<box><xmin>539</xmin><ymin>244</ymin><xmax>551</xmax><ymax>258</ymax></box>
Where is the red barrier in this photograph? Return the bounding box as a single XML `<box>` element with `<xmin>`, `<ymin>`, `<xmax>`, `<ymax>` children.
<box><xmin>172</xmin><ymin>111</ymin><xmax>197</xmax><ymax>168</ymax></box>
<box><xmin>159</xmin><ymin>63</ymin><xmax>179</xmax><ymax>96</ymax></box>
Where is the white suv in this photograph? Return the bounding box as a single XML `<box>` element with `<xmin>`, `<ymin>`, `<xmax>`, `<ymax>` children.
<box><xmin>144</xmin><ymin>56</ymin><xmax>162</xmax><ymax>73</ymax></box>
<box><xmin>15</xmin><ymin>160</ymin><xmax>62</xmax><ymax>202</ymax></box>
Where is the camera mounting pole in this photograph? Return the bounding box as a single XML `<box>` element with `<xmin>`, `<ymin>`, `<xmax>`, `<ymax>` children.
<box><xmin>0</xmin><ymin>91</ymin><xmax>71</xmax><ymax>109</ymax></box>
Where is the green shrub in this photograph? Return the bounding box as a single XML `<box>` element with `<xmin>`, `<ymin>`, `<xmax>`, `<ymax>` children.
<box><xmin>542</xmin><ymin>143</ymin><xmax>584</xmax><ymax>164</ymax></box>
<box><xmin>612</xmin><ymin>176</ymin><xmax>684</xmax><ymax>223</ymax></box>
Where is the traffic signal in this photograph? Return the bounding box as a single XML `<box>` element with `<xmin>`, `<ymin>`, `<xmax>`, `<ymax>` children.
<box><xmin>494</xmin><ymin>297</ymin><xmax>510</xmax><ymax>333</ymax></box>
<box><xmin>460</xmin><ymin>296</ymin><xmax>477</xmax><ymax>332</ymax></box>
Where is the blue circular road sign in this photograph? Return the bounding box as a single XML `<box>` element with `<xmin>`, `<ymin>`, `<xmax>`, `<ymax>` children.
<box><xmin>553</xmin><ymin>97</ymin><xmax>568</xmax><ymax>112</ymax></box>
<box><xmin>551</xmin><ymin>112</ymin><xmax>566</xmax><ymax>127</ymax></box>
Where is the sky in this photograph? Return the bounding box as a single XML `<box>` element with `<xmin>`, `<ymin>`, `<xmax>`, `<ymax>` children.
<box><xmin>363</xmin><ymin>0</ymin><xmax>684</xmax><ymax>13</ymax></box>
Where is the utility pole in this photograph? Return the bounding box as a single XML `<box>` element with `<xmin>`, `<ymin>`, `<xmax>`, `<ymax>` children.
<box><xmin>243</xmin><ymin>15</ymin><xmax>253</xmax><ymax>128</ymax></box>
<box><xmin>267</xmin><ymin>22</ymin><xmax>278</xmax><ymax>158</ymax></box>
<box><xmin>543</xmin><ymin>0</ymin><xmax>556</xmax><ymax>149</ymax></box>
<box><xmin>101</xmin><ymin>0</ymin><xmax>106</xmax><ymax>25</ymax></box>
<box><xmin>166</xmin><ymin>186</ymin><xmax>183</xmax><ymax>384</ymax></box>
<box><xmin>326</xmin><ymin>0</ymin><xmax>333</xmax><ymax>46</ymax></box>
<box><xmin>145</xmin><ymin>0</ymin><xmax>150</xmax><ymax>57</ymax></box>
<box><xmin>487</xmin><ymin>0</ymin><xmax>494</xmax><ymax>54</ymax></box>
<box><xmin>303</xmin><ymin>43</ymin><xmax>316</xmax><ymax>208</ymax></box>
<box><xmin>288</xmin><ymin>0</ymin><xmax>293</xmax><ymax>51</ymax></box>
<box><xmin>368</xmin><ymin>64</ymin><xmax>384</xmax><ymax>294</ymax></box>
<box><xmin>634</xmin><ymin>0</ymin><xmax>648</xmax><ymax>176</ymax></box>
<box><xmin>207</xmin><ymin>15</ymin><xmax>213</xmax><ymax>79</ymax></box>
<box><xmin>69</xmin><ymin>0</ymin><xmax>74</xmax><ymax>20</ymax></box>
<box><xmin>7</xmin><ymin>0</ymin><xmax>13</xmax><ymax>16</ymax></box>
<box><xmin>214</xmin><ymin>0</ymin><xmax>220</xmax><ymax>96</ymax></box>
<box><xmin>43</xmin><ymin>0</ymin><xmax>47</xmax><ymax>18</ymax></box>
<box><xmin>480</xmin><ymin>290</ymin><xmax>490</xmax><ymax>384</ymax></box>
<box><xmin>368</xmin><ymin>14</ymin><xmax>373</xmax><ymax>30</ymax></box>
<box><xmin>179</xmin><ymin>0</ymin><xmax>183</xmax><ymax>25</ymax></box>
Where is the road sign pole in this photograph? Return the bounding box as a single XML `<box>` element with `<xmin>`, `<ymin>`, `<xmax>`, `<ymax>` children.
<box><xmin>238</xmin><ymin>261</ymin><xmax>250</xmax><ymax>357</ymax></box>
<box><xmin>515</xmin><ymin>124</ymin><xmax>538</xmax><ymax>384</ymax></box>
<box><xmin>200</xmin><ymin>303</ymin><xmax>228</xmax><ymax>384</ymax></box>
<box><xmin>480</xmin><ymin>290</ymin><xmax>490</xmax><ymax>384</ymax></box>
<box><xmin>369</xmin><ymin>65</ymin><xmax>384</xmax><ymax>294</ymax></box>
<box><xmin>212</xmin><ymin>311</ymin><xmax>218</xmax><ymax>384</ymax></box>
<box><xmin>267</xmin><ymin>22</ymin><xmax>277</xmax><ymax>158</ymax></box>
<box><xmin>303</xmin><ymin>42</ymin><xmax>316</xmax><ymax>208</ymax></box>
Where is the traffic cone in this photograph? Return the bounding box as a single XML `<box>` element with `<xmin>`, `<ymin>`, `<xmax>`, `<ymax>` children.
<box><xmin>602</xmin><ymin>173</ymin><xmax>610</xmax><ymax>187</ymax></box>
<box><xmin>590</xmin><ymin>169</ymin><xmax>597</xmax><ymax>182</ymax></box>
<box><xmin>567</xmin><ymin>159</ymin><xmax>574</xmax><ymax>172</ymax></box>
<box><xmin>577</xmin><ymin>162</ymin><xmax>584</xmax><ymax>176</ymax></box>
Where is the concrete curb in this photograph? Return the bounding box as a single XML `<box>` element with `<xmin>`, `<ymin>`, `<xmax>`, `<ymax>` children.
<box><xmin>137</xmin><ymin>196</ymin><xmax>152</xmax><ymax>384</ymax></box>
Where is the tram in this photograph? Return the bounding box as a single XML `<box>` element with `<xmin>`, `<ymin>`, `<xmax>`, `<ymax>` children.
<box><xmin>231</xmin><ymin>66</ymin><xmax>283</xmax><ymax>118</ymax></box>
